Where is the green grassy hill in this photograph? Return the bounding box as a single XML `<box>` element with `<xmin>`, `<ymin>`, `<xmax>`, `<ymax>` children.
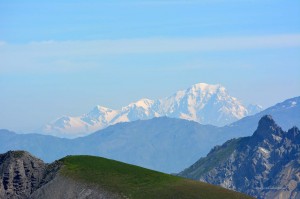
<box><xmin>60</xmin><ymin>155</ymin><xmax>253</xmax><ymax>199</ymax></box>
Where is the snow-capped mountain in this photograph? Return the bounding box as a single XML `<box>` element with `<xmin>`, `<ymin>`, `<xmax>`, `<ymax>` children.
<box><xmin>41</xmin><ymin>83</ymin><xmax>262</xmax><ymax>138</ymax></box>
<box><xmin>160</xmin><ymin>83</ymin><xmax>249</xmax><ymax>126</ymax></box>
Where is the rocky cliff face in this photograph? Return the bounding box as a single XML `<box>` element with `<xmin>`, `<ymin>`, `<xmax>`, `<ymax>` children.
<box><xmin>179</xmin><ymin>115</ymin><xmax>300</xmax><ymax>199</ymax></box>
<box><xmin>0</xmin><ymin>151</ymin><xmax>48</xmax><ymax>198</ymax></box>
<box><xmin>0</xmin><ymin>151</ymin><xmax>121</xmax><ymax>199</ymax></box>
<box><xmin>0</xmin><ymin>151</ymin><xmax>61</xmax><ymax>199</ymax></box>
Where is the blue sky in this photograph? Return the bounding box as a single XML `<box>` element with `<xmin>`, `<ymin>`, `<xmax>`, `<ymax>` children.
<box><xmin>1</xmin><ymin>0</ymin><xmax>300</xmax><ymax>132</ymax></box>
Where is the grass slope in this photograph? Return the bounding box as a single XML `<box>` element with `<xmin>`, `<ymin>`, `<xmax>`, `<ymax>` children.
<box><xmin>60</xmin><ymin>155</ymin><xmax>253</xmax><ymax>199</ymax></box>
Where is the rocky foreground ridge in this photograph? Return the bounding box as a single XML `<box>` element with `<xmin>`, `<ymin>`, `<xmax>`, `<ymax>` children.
<box><xmin>0</xmin><ymin>150</ymin><xmax>253</xmax><ymax>199</ymax></box>
<box><xmin>0</xmin><ymin>151</ymin><xmax>119</xmax><ymax>199</ymax></box>
<box><xmin>179</xmin><ymin>115</ymin><xmax>300</xmax><ymax>199</ymax></box>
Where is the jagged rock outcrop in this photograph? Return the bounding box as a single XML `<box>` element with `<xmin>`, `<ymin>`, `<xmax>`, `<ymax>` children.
<box><xmin>0</xmin><ymin>151</ymin><xmax>121</xmax><ymax>199</ymax></box>
<box><xmin>0</xmin><ymin>151</ymin><xmax>63</xmax><ymax>199</ymax></box>
<box><xmin>0</xmin><ymin>151</ymin><xmax>62</xmax><ymax>199</ymax></box>
<box><xmin>0</xmin><ymin>151</ymin><xmax>48</xmax><ymax>198</ymax></box>
<box><xmin>179</xmin><ymin>115</ymin><xmax>300</xmax><ymax>199</ymax></box>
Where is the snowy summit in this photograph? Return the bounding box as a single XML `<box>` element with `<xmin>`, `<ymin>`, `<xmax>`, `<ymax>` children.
<box><xmin>41</xmin><ymin>83</ymin><xmax>262</xmax><ymax>138</ymax></box>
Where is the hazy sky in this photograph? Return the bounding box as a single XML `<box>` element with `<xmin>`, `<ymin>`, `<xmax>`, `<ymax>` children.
<box><xmin>1</xmin><ymin>0</ymin><xmax>300</xmax><ymax>132</ymax></box>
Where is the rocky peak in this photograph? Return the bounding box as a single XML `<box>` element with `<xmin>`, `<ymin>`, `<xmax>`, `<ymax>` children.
<box><xmin>1</xmin><ymin>151</ymin><xmax>27</xmax><ymax>159</ymax></box>
<box><xmin>252</xmin><ymin>115</ymin><xmax>283</xmax><ymax>140</ymax></box>
<box><xmin>0</xmin><ymin>150</ymin><xmax>45</xmax><ymax>167</ymax></box>
<box><xmin>0</xmin><ymin>151</ymin><xmax>47</xmax><ymax>199</ymax></box>
<box><xmin>179</xmin><ymin>115</ymin><xmax>300</xmax><ymax>199</ymax></box>
<box><xmin>286</xmin><ymin>126</ymin><xmax>300</xmax><ymax>142</ymax></box>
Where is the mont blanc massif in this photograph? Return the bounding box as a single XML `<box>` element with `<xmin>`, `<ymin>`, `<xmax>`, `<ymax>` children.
<box><xmin>1</xmin><ymin>83</ymin><xmax>299</xmax><ymax>199</ymax></box>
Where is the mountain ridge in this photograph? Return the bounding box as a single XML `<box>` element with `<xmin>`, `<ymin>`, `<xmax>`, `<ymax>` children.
<box><xmin>0</xmin><ymin>151</ymin><xmax>253</xmax><ymax>199</ymax></box>
<box><xmin>41</xmin><ymin>82</ymin><xmax>261</xmax><ymax>138</ymax></box>
<box><xmin>225</xmin><ymin>96</ymin><xmax>300</xmax><ymax>137</ymax></box>
<box><xmin>179</xmin><ymin>115</ymin><xmax>300</xmax><ymax>199</ymax></box>
<box><xmin>1</xmin><ymin>96</ymin><xmax>299</xmax><ymax>174</ymax></box>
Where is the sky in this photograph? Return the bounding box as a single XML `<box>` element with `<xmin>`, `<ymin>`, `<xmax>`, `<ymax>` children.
<box><xmin>0</xmin><ymin>0</ymin><xmax>300</xmax><ymax>132</ymax></box>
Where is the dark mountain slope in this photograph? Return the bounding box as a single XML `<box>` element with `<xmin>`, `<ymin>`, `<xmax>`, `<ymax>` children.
<box><xmin>1</xmin><ymin>118</ymin><xmax>225</xmax><ymax>173</ymax></box>
<box><xmin>179</xmin><ymin>115</ymin><xmax>300</xmax><ymax>199</ymax></box>
<box><xmin>0</xmin><ymin>129</ymin><xmax>73</xmax><ymax>162</ymax></box>
<box><xmin>73</xmin><ymin>117</ymin><xmax>224</xmax><ymax>173</ymax></box>
<box><xmin>225</xmin><ymin>96</ymin><xmax>300</xmax><ymax>137</ymax></box>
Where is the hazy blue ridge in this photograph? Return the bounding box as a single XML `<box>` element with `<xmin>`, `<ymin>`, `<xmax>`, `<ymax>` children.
<box><xmin>0</xmin><ymin>97</ymin><xmax>299</xmax><ymax>173</ymax></box>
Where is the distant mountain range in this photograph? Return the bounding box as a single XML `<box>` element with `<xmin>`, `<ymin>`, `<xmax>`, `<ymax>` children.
<box><xmin>224</xmin><ymin>96</ymin><xmax>300</xmax><ymax>137</ymax></box>
<box><xmin>41</xmin><ymin>83</ymin><xmax>262</xmax><ymax>138</ymax></box>
<box><xmin>1</xmin><ymin>118</ymin><xmax>222</xmax><ymax>173</ymax></box>
<box><xmin>179</xmin><ymin>115</ymin><xmax>300</xmax><ymax>199</ymax></box>
<box><xmin>1</xmin><ymin>96</ymin><xmax>298</xmax><ymax>174</ymax></box>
